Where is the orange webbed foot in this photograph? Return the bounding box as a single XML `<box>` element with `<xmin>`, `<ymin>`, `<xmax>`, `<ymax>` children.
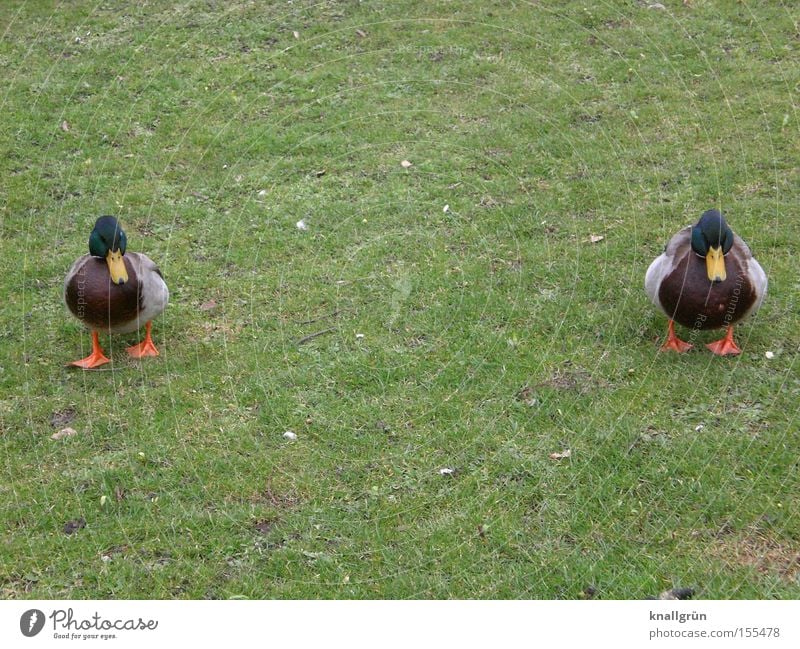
<box><xmin>69</xmin><ymin>331</ymin><xmax>111</xmax><ymax>369</ymax></box>
<box><xmin>659</xmin><ymin>320</ymin><xmax>693</xmax><ymax>353</ymax></box>
<box><xmin>126</xmin><ymin>321</ymin><xmax>160</xmax><ymax>359</ymax></box>
<box><xmin>706</xmin><ymin>326</ymin><xmax>741</xmax><ymax>356</ymax></box>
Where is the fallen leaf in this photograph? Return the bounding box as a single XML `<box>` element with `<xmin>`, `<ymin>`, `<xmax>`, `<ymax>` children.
<box><xmin>589</xmin><ymin>234</ymin><xmax>604</xmax><ymax>243</ymax></box>
<box><xmin>51</xmin><ymin>427</ymin><xmax>78</xmax><ymax>441</ymax></box>
<box><xmin>293</xmin><ymin>31</ymin><xmax>300</xmax><ymax>39</ymax></box>
<box><xmin>400</xmin><ymin>160</ymin><xmax>412</xmax><ymax>168</ymax></box>
<box><xmin>63</xmin><ymin>518</ymin><xmax>86</xmax><ymax>535</ymax></box>
<box><xmin>355</xmin><ymin>29</ymin><xmax>367</xmax><ymax>38</ymax></box>
<box><xmin>549</xmin><ymin>449</ymin><xmax>572</xmax><ymax>460</ymax></box>
<box><xmin>314</xmin><ymin>169</ymin><xmax>326</xmax><ymax>177</ymax></box>
<box><xmin>199</xmin><ymin>299</ymin><xmax>217</xmax><ymax>311</ymax></box>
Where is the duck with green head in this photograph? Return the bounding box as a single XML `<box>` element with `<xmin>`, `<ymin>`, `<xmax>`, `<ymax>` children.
<box><xmin>645</xmin><ymin>209</ymin><xmax>767</xmax><ymax>355</ymax></box>
<box><xmin>64</xmin><ymin>216</ymin><xmax>169</xmax><ymax>368</ymax></box>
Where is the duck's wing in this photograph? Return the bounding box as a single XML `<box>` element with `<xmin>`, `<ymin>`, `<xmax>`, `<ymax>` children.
<box><xmin>733</xmin><ymin>233</ymin><xmax>768</xmax><ymax>316</ymax></box>
<box><xmin>127</xmin><ymin>252</ymin><xmax>169</xmax><ymax>322</ymax></box>
<box><xmin>128</xmin><ymin>252</ymin><xmax>165</xmax><ymax>280</ymax></box>
<box><xmin>63</xmin><ymin>255</ymin><xmax>91</xmax><ymax>307</ymax></box>
<box><xmin>732</xmin><ymin>232</ymin><xmax>752</xmax><ymax>257</ymax></box>
<box><xmin>664</xmin><ymin>225</ymin><xmax>692</xmax><ymax>258</ymax></box>
<box><xmin>645</xmin><ymin>226</ymin><xmax>691</xmax><ymax>310</ymax></box>
<box><xmin>64</xmin><ymin>254</ymin><xmax>89</xmax><ymax>286</ymax></box>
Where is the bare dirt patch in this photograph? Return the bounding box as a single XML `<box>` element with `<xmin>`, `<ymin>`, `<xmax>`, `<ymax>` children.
<box><xmin>710</xmin><ymin>528</ymin><xmax>800</xmax><ymax>582</ymax></box>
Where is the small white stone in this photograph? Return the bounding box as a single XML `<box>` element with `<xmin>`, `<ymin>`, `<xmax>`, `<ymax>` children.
<box><xmin>443</xmin><ymin>204</ymin><xmax>450</xmax><ymax>213</ymax></box>
<box><xmin>439</xmin><ymin>467</ymin><xmax>455</xmax><ymax>475</ymax></box>
<box><xmin>296</xmin><ymin>219</ymin><xmax>308</xmax><ymax>231</ymax></box>
<box><xmin>257</xmin><ymin>189</ymin><xmax>267</xmax><ymax>196</ymax></box>
<box><xmin>283</xmin><ymin>431</ymin><xmax>297</xmax><ymax>440</ymax></box>
<box><xmin>765</xmin><ymin>351</ymin><xmax>775</xmax><ymax>359</ymax></box>
<box><xmin>355</xmin><ymin>333</ymin><xmax>365</xmax><ymax>339</ymax></box>
<box><xmin>694</xmin><ymin>424</ymin><xmax>704</xmax><ymax>432</ymax></box>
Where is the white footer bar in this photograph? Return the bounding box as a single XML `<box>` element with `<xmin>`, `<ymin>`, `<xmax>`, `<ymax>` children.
<box><xmin>1</xmin><ymin>600</ymin><xmax>797</xmax><ymax>648</ymax></box>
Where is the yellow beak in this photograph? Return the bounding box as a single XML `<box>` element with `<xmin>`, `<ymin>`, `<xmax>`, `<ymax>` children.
<box><xmin>706</xmin><ymin>246</ymin><xmax>726</xmax><ymax>283</ymax></box>
<box><xmin>106</xmin><ymin>249</ymin><xmax>128</xmax><ymax>285</ymax></box>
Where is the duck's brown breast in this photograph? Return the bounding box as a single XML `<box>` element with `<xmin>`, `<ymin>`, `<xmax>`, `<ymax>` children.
<box><xmin>65</xmin><ymin>257</ymin><xmax>142</xmax><ymax>330</ymax></box>
<box><xmin>658</xmin><ymin>252</ymin><xmax>756</xmax><ymax>330</ymax></box>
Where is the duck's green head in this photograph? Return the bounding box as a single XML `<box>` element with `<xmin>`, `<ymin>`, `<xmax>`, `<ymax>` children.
<box><xmin>89</xmin><ymin>215</ymin><xmax>128</xmax><ymax>285</ymax></box>
<box><xmin>691</xmin><ymin>209</ymin><xmax>734</xmax><ymax>283</ymax></box>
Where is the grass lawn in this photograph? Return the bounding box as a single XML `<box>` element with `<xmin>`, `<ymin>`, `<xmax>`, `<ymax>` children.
<box><xmin>1</xmin><ymin>0</ymin><xmax>799</xmax><ymax>599</ymax></box>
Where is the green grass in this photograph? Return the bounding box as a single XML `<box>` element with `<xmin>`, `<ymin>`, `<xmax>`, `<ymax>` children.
<box><xmin>1</xmin><ymin>0</ymin><xmax>799</xmax><ymax>599</ymax></box>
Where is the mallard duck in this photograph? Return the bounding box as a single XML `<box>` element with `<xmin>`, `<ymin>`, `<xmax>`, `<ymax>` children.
<box><xmin>645</xmin><ymin>209</ymin><xmax>767</xmax><ymax>355</ymax></box>
<box><xmin>64</xmin><ymin>216</ymin><xmax>169</xmax><ymax>368</ymax></box>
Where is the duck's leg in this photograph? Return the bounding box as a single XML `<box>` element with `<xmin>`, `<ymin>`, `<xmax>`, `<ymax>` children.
<box><xmin>126</xmin><ymin>321</ymin><xmax>160</xmax><ymax>358</ymax></box>
<box><xmin>660</xmin><ymin>320</ymin><xmax>693</xmax><ymax>353</ymax></box>
<box><xmin>706</xmin><ymin>325</ymin><xmax>741</xmax><ymax>356</ymax></box>
<box><xmin>69</xmin><ymin>331</ymin><xmax>111</xmax><ymax>368</ymax></box>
